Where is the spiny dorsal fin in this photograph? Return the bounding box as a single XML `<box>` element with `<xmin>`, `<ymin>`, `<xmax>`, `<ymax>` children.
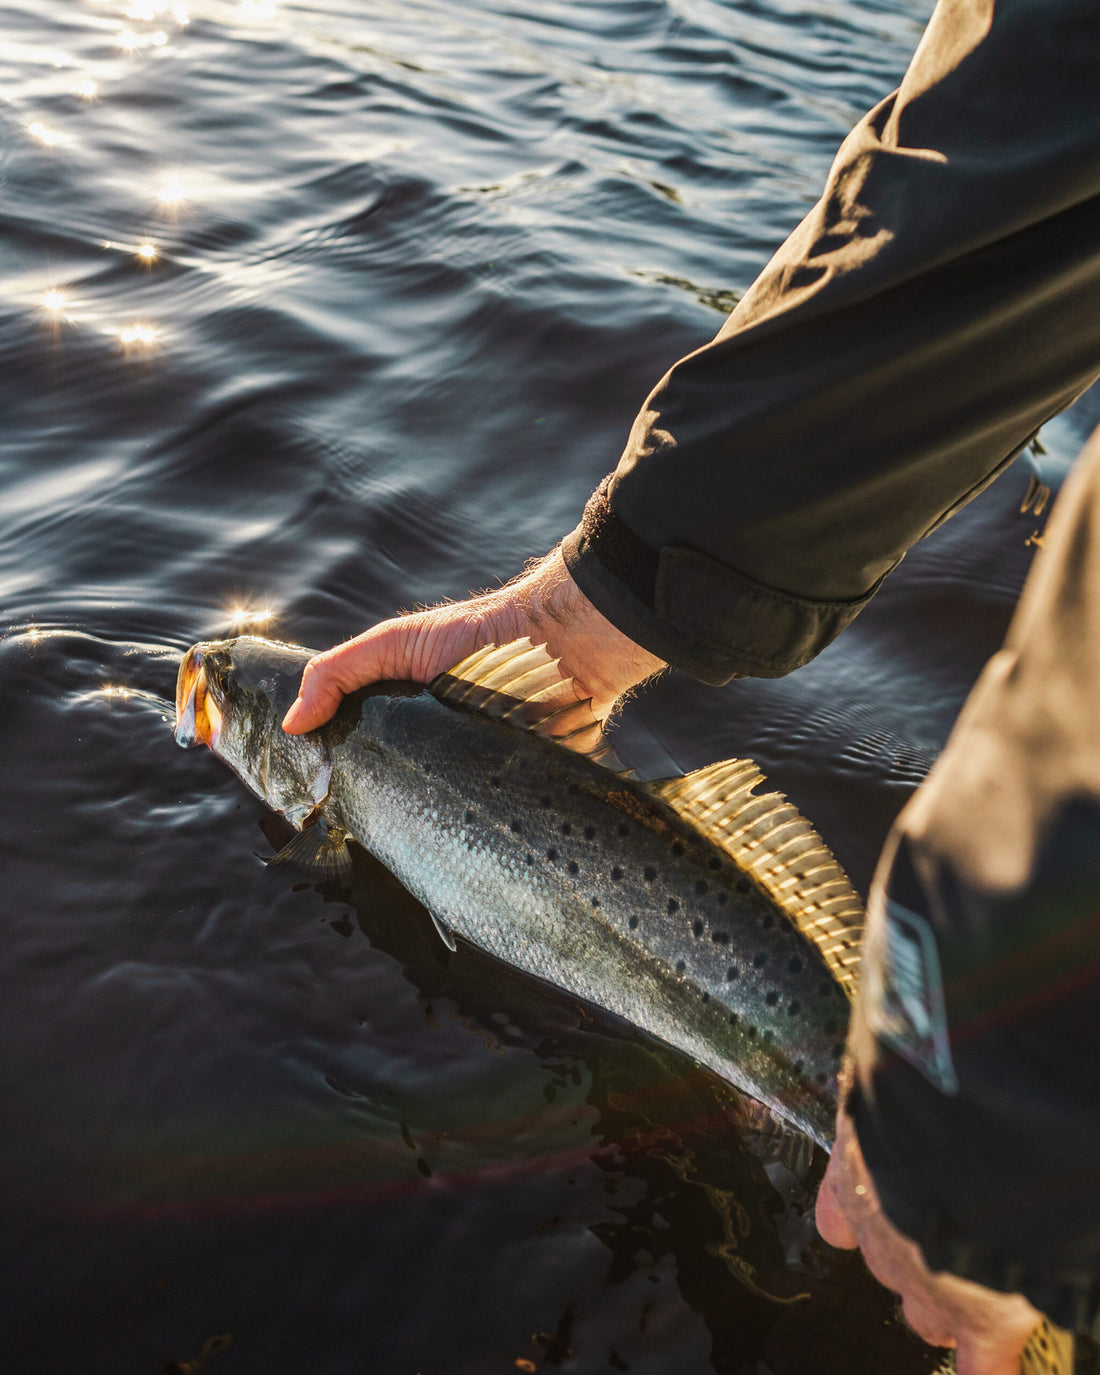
<box><xmin>649</xmin><ymin>761</ymin><xmax>863</xmax><ymax>1001</ymax></box>
<box><xmin>430</xmin><ymin>637</ymin><xmax>629</xmax><ymax>772</ymax></box>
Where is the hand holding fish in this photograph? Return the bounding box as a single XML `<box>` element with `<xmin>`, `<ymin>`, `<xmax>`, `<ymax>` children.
<box><xmin>817</xmin><ymin>1110</ymin><xmax>1043</xmax><ymax>1375</ymax></box>
<box><xmin>281</xmin><ymin>547</ymin><xmax>665</xmax><ymax>735</ymax></box>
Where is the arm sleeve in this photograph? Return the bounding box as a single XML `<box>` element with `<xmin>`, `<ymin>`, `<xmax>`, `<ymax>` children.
<box><xmin>846</xmin><ymin>429</ymin><xmax>1100</xmax><ymax>1338</ymax></box>
<box><xmin>561</xmin><ymin>0</ymin><xmax>1100</xmax><ymax>684</ymax></box>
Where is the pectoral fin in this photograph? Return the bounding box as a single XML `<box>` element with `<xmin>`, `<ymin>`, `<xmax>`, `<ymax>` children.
<box><xmin>269</xmin><ymin>817</ymin><xmax>353</xmax><ymax>879</ymax></box>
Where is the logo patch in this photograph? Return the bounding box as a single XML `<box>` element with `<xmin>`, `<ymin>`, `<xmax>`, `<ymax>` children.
<box><xmin>866</xmin><ymin>898</ymin><xmax>958</xmax><ymax>1096</ymax></box>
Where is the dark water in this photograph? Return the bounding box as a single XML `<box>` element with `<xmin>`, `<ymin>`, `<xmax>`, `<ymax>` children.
<box><xmin>2</xmin><ymin>2</ymin><xmax>1096</xmax><ymax>1372</ymax></box>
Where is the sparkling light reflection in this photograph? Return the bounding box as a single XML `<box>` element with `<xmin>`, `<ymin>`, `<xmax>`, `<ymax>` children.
<box><xmin>42</xmin><ymin>289</ymin><xmax>69</xmax><ymax>314</ymax></box>
<box><xmin>119</xmin><ymin>322</ymin><xmax>159</xmax><ymax>347</ymax></box>
<box><xmin>156</xmin><ymin>174</ymin><xmax>188</xmax><ymax>206</ymax></box>
<box><xmin>137</xmin><ymin>242</ymin><xmax>158</xmax><ymax>262</ymax></box>
<box><xmin>227</xmin><ymin>605</ymin><xmax>276</xmax><ymax>627</ymax></box>
<box><xmin>26</xmin><ymin>121</ymin><xmax>67</xmax><ymax>147</ymax></box>
<box><xmin>75</xmin><ymin>79</ymin><xmax>98</xmax><ymax>101</ymax></box>
<box><xmin>118</xmin><ymin>29</ymin><xmax>141</xmax><ymax>52</ymax></box>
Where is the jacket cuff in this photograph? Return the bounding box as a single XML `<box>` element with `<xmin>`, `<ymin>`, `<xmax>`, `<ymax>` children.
<box><xmin>561</xmin><ymin>478</ymin><xmax>881</xmax><ymax>683</ymax></box>
<box><xmin>847</xmin><ymin>1083</ymin><xmax>1100</xmax><ymax>1341</ymax></box>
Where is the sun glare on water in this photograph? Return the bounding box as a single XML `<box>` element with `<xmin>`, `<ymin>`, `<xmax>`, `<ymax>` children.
<box><xmin>25</xmin><ymin>121</ymin><xmax>68</xmax><ymax>147</ymax></box>
<box><xmin>119</xmin><ymin>322</ymin><xmax>159</xmax><ymax>348</ymax></box>
<box><xmin>227</xmin><ymin>605</ymin><xmax>276</xmax><ymax>628</ymax></box>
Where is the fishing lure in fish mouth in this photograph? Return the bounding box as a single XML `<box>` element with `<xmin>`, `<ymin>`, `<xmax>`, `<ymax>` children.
<box><xmin>175</xmin><ymin>633</ymin><xmax>864</xmax><ymax>1148</ymax></box>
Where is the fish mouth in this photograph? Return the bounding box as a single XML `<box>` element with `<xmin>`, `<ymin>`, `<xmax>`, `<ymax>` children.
<box><xmin>175</xmin><ymin>646</ymin><xmax>223</xmax><ymax>749</ymax></box>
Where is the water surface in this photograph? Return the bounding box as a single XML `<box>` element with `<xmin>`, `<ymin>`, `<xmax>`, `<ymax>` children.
<box><xmin>2</xmin><ymin>1</ymin><xmax>1094</xmax><ymax>1371</ymax></box>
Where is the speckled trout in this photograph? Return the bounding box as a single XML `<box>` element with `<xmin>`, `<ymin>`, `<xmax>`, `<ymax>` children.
<box><xmin>175</xmin><ymin>634</ymin><xmax>863</xmax><ymax>1148</ymax></box>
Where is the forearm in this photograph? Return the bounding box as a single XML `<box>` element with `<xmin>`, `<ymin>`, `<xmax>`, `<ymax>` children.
<box><xmin>565</xmin><ymin>0</ymin><xmax>1100</xmax><ymax>683</ymax></box>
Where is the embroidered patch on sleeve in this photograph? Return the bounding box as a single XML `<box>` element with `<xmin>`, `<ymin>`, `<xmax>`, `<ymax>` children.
<box><xmin>865</xmin><ymin>898</ymin><xmax>959</xmax><ymax>1096</ymax></box>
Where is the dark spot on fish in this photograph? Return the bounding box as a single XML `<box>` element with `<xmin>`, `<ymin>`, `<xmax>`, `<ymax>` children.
<box><xmin>716</xmin><ymin>892</ymin><xmax>728</xmax><ymax>905</ymax></box>
<box><xmin>832</xmin><ymin>1043</ymin><xmax>844</xmax><ymax>1060</ymax></box>
<box><xmin>525</xmin><ymin>853</ymin><xmax>534</xmax><ymax>865</ymax></box>
<box><xmin>818</xmin><ymin>982</ymin><xmax>834</xmax><ymax>998</ymax></box>
<box><xmin>793</xmin><ymin>1060</ymin><xmax>804</xmax><ymax>1074</ymax></box>
<box><xmin>510</xmin><ymin>819</ymin><xmax>522</xmax><ymax>833</ymax></box>
<box><xmin>816</xmin><ymin>1072</ymin><xmax>829</xmax><ymax>1085</ymax></box>
<box><xmin>693</xmin><ymin>919</ymin><xmax>704</xmax><ymax>937</ymax></box>
<box><xmin>584</xmin><ymin>825</ymin><xmax>595</xmax><ymax>840</ymax></box>
<box><xmin>728</xmin><ymin>1012</ymin><xmax>738</xmax><ymax>1025</ymax></box>
<box><xmin>753</xmin><ymin>952</ymin><xmax>767</xmax><ymax>968</ymax></box>
<box><xmin>591</xmin><ymin>896</ymin><xmax>600</xmax><ymax>907</ymax></box>
<box><xmin>628</xmin><ymin>915</ymin><xmax>638</xmax><ymax>929</ymax></box>
<box><xmin>762</xmin><ymin>1029</ymin><xmax>773</xmax><ymax>1043</ymax></box>
<box><xmin>540</xmin><ymin>796</ymin><xmax>552</xmax><ymax>808</ymax></box>
<box><xmin>745</xmin><ymin>1024</ymin><xmax>757</xmax><ymax>1039</ymax></box>
<box><xmin>643</xmin><ymin>866</ymin><xmax>656</xmax><ymax>881</ymax></box>
<box><xmin>765</xmin><ymin>990</ymin><xmax>778</xmax><ymax>1006</ymax></box>
<box><xmin>760</xmin><ymin>913</ymin><xmax>774</xmax><ymax>930</ymax></box>
<box><xmin>695</xmin><ymin>879</ymin><xmax>708</xmax><ymax>895</ymax></box>
<box><xmin>726</xmin><ymin>966</ymin><xmax>738</xmax><ymax>981</ymax></box>
<box><xmin>672</xmin><ymin>842</ymin><xmax>684</xmax><ymax>856</ymax></box>
<box><xmin>788</xmin><ymin>957</ymin><xmax>803</xmax><ymax>974</ymax></box>
<box><xmin>711</xmin><ymin>930</ymin><xmax>729</xmax><ymax>945</ymax></box>
<box><xmin>547</xmin><ymin>847</ymin><xmax>558</xmax><ymax>861</ymax></box>
<box><xmin>736</xmin><ymin>878</ymin><xmax>751</xmax><ymax>894</ymax></box>
<box><xmin>788</xmin><ymin>1000</ymin><xmax>800</xmax><ymax>1016</ymax></box>
<box><xmin>708</xmin><ymin>857</ymin><xmax>721</xmax><ymax>871</ymax></box>
<box><xmin>611</xmin><ymin>866</ymin><xmax>623</xmax><ymax>880</ymax></box>
<box><xmin>561</xmin><ymin>822</ymin><xmax>572</xmax><ymax>836</ymax></box>
<box><xmin>464</xmin><ymin>809</ymin><xmax>475</xmax><ymax>824</ymax></box>
<box><xmin>675</xmin><ymin>959</ymin><xmax>685</xmax><ymax>974</ymax></box>
<box><xmin>667</xmin><ymin>898</ymin><xmax>680</xmax><ymax>914</ymax></box>
<box><xmin>617</xmin><ymin>823</ymin><xmax>629</xmax><ymax>837</ymax></box>
<box><xmin>568</xmin><ymin>861</ymin><xmax>579</xmax><ymax>875</ymax></box>
<box><xmin>490</xmin><ymin>776</ymin><xmax>501</xmax><ymax>788</ymax></box>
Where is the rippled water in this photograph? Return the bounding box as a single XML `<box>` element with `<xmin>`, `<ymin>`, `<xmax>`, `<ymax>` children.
<box><xmin>3</xmin><ymin>1</ymin><xmax>1096</xmax><ymax>1372</ymax></box>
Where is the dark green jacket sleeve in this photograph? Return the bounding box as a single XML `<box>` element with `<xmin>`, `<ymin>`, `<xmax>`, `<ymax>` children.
<box><xmin>846</xmin><ymin>429</ymin><xmax>1100</xmax><ymax>1338</ymax></box>
<box><xmin>561</xmin><ymin>0</ymin><xmax>1100</xmax><ymax>684</ymax></box>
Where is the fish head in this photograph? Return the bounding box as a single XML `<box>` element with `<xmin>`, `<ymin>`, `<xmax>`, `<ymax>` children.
<box><xmin>175</xmin><ymin>636</ymin><xmax>332</xmax><ymax>825</ymax></box>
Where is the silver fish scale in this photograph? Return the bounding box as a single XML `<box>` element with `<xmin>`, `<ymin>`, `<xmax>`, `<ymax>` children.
<box><xmin>327</xmin><ymin>690</ymin><xmax>847</xmax><ymax>1145</ymax></box>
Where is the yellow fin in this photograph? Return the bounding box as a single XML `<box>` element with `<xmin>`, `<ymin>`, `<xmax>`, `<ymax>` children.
<box><xmin>429</xmin><ymin>637</ymin><xmax>628</xmax><ymax>772</ymax></box>
<box><xmin>649</xmin><ymin>761</ymin><xmax>863</xmax><ymax>1001</ymax></box>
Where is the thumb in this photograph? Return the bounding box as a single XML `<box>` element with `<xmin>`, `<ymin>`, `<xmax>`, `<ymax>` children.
<box><xmin>815</xmin><ymin>1152</ymin><xmax>861</xmax><ymax>1250</ymax></box>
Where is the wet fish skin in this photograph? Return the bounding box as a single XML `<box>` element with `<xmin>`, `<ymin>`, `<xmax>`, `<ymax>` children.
<box><xmin>176</xmin><ymin>635</ymin><xmax>852</xmax><ymax>1148</ymax></box>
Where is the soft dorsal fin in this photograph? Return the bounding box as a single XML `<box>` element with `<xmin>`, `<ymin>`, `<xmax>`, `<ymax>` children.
<box><xmin>648</xmin><ymin>761</ymin><xmax>863</xmax><ymax>1000</ymax></box>
<box><xmin>430</xmin><ymin>638</ymin><xmax>628</xmax><ymax>771</ymax></box>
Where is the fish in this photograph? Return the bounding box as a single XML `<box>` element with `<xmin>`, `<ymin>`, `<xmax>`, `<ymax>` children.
<box><xmin>175</xmin><ymin>634</ymin><xmax>865</xmax><ymax>1149</ymax></box>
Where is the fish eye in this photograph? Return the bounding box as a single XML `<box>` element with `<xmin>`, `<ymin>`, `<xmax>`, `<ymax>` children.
<box><xmin>205</xmin><ymin>657</ymin><xmax>231</xmax><ymax>693</ymax></box>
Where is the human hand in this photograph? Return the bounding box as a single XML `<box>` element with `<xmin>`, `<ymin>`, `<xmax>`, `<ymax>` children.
<box><xmin>816</xmin><ymin>1109</ymin><xmax>1043</xmax><ymax>1375</ymax></box>
<box><xmin>282</xmin><ymin>547</ymin><xmax>666</xmax><ymax>734</ymax></box>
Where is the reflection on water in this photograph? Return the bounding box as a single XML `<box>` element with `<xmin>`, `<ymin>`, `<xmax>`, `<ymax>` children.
<box><xmin>2</xmin><ymin>0</ymin><xmax>1096</xmax><ymax>1370</ymax></box>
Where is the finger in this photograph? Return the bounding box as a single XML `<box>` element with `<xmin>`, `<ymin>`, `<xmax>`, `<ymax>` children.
<box><xmin>282</xmin><ymin>628</ymin><xmax>403</xmax><ymax>733</ymax></box>
<box><xmin>815</xmin><ymin>1154</ymin><xmax>860</xmax><ymax>1249</ymax></box>
<box><xmin>954</xmin><ymin>1335</ymin><xmax>1030</xmax><ymax>1375</ymax></box>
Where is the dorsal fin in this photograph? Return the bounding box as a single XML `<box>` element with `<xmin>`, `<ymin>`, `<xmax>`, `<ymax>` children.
<box><xmin>648</xmin><ymin>761</ymin><xmax>863</xmax><ymax>1000</ymax></box>
<box><xmin>429</xmin><ymin>638</ymin><xmax>628</xmax><ymax>772</ymax></box>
